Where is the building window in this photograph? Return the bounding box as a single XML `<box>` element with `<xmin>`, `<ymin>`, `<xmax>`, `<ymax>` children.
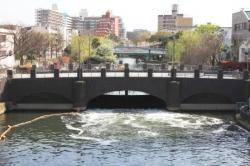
<box><xmin>244</xmin><ymin>23</ymin><xmax>247</xmax><ymax>30</ymax></box>
<box><xmin>0</xmin><ymin>51</ymin><xmax>6</xmax><ymax>56</ymax></box>
<box><xmin>242</xmin><ymin>48</ymin><xmax>246</xmax><ymax>55</ymax></box>
<box><xmin>0</xmin><ymin>35</ymin><xmax>6</xmax><ymax>43</ymax></box>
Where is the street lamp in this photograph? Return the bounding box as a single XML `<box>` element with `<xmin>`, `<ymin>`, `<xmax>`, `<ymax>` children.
<box><xmin>78</xmin><ymin>36</ymin><xmax>81</xmax><ymax>69</ymax></box>
<box><xmin>172</xmin><ymin>34</ymin><xmax>176</xmax><ymax>69</ymax></box>
<box><xmin>245</xmin><ymin>51</ymin><xmax>249</xmax><ymax>71</ymax></box>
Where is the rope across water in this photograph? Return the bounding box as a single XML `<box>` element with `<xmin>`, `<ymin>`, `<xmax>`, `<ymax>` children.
<box><xmin>0</xmin><ymin>112</ymin><xmax>79</xmax><ymax>141</ymax></box>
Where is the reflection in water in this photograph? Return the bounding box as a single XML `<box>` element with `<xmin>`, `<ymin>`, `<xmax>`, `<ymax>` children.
<box><xmin>0</xmin><ymin>109</ymin><xmax>250</xmax><ymax>166</ymax></box>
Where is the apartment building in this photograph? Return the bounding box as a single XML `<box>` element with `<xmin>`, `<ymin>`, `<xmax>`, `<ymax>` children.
<box><xmin>158</xmin><ymin>4</ymin><xmax>193</xmax><ymax>32</ymax></box>
<box><xmin>94</xmin><ymin>11</ymin><xmax>119</xmax><ymax>37</ymax></box>
<box><xmin>0</xmin><ymin>28</ymin><xmax>15</xmax><ymax>68</ymax></box>
<box><xmin>36</xmin><ymin>5</ymin><xmax>126</xmax><ymax>39</ymax></box>
<box><xmin>232</xmin><ymin>9</ymin><xmax>250</xmax><ymax>60</ymax></box>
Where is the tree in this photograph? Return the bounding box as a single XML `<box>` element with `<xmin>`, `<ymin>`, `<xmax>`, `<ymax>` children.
<box><xmin>64</xmin><ymin>45</ymin><xmax>71</xmax><ymax>55</ymax></box>
<box><xmin>128</xmin><ymin>31</ymin><xmax>151</xmax><ymax>45</ymax></box>
<box><xmin>91</xmin><ymin>38</ymin><xmax>101</xmax><ymax>49</ymax></box>
<box><xmin>149</xmin><ymin>31</ymin><xmax>171</xmax><ymax>47</ymax></box>
<box><xmin>70</xmin><ymin>35</ymin><xmax>90</xmax><ymax>62</ymax></box>
<box><xmin>167</xmin><ymin>23</ymin><xmax>223</xmax><ymax>65</ymax></box>
<box><xmin>13</xmin><ymin>28</ymin><xmax>33</xmax><ymax>65</ymax></box>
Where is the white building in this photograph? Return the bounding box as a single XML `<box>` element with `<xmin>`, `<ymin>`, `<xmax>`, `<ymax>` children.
<box><xmin>79</xmin><ymin>9</ymin><xmax>88</xmax><ymax>20</ymax></box>
<box><xmin>239</xmin><ymin>40</ymin><xmax>250</xmax><ymax>62</ymax></box>
<box><xmin>0</xmin><ymin>28</ymin><xmax>15</xmax><ymax>68</ymax></box>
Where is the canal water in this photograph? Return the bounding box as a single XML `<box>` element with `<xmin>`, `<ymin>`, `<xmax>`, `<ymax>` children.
<box><xmin>0</xmin><ymin>109</ymin><xmax>250</xmax><ymax>166</ymax></box>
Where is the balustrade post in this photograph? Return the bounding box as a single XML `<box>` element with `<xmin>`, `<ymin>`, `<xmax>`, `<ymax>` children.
<box><xmin>148</xmin><ymin>68</ymin><xmax>153</xmax><ymax>78</ymax></box>
<box><xmin>171</xmin><ymin>68</ymin><xmax>177</xmax><ymax>78</ymax></box>
<box><xmin>180</xmin><ymin>64</ymin><xmax>184</xmax><ymax>71</ymax></box>
<box><xmin>124</xmin><ymin>63</ymin><xmax>129</xmax><ymax>78</ymax></box>
<box><xmin>77</xmin><ymin>68</ymin><xmax>82</xmax><ymax>79</ymax></box>
<box><xmin>54</xmin><ymin>69</ymin><xmax>59</xmax><ymax>78</ymax></box>
<box><xmin>194</xmin><ymin>69</ymin><xmax>200</xmax><ymax>79</ymax></box>
<box><xmin>243</xmin><ymin>70</ymin><xmax>249</xmax><ymax>80</ymax></box>
<box><xmin>217</xmin><ymin>69</ymin><xmax>223</xmax><ymax>79</ymax></box>
<box><xmin>143</xmin><ymin>64</ymin><xmax>147</xmax><ymax>71</ymax></box>
<box><xmin>7</xmin><ymin>70</ymin><xmax>13</xmax><ymax>79</ymax></box>
<box><xmin>198</xmin><ymin>65</ymin><xmax>203</xmax><ymax>71</ymax></box>
<box><xmin>68</xmin><ymin>62</ymin><xmax>73</xmax><ymax>71</ymax></box>
<box><xmin>101</xmin><ymin>68</ymin><xmax>106</xmax><ymax>78</ymax></box>
<box><xmin>30</xmin><ymin>69</ymin><xmax>36</xmax><ymax>79</ymax></box>
<box><xmin>161</xmin><ymin>63</ymin><xmax>166</xmax><ymax>70</ymax></box>
<box><xmin>87</xmin><ymin>63</ymin><xmax>91</xmax><ymax>70</ymax></box>
<box><xmin>106</xmin><ymin>63</ymin><xmax>111</xmax><ymax>71</ymax></box>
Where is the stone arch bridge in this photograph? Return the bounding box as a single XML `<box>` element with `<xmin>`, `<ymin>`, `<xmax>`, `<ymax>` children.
<box><xmin>2</xmin><ymin>66</ymin><xmax>250</xmax><ymax>111</ymax></box>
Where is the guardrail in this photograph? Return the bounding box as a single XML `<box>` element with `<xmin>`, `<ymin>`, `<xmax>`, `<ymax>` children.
<box><xmin>6</xmin><ymin>65</ymin><xmax>249</xmax><ymax>80</ymax></box>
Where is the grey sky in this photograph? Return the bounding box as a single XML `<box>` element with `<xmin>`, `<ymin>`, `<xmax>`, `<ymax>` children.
<box><xmin>0</xmin><ymin>0</ymin><xmax>250</xmax><ymax>31</ymax></box>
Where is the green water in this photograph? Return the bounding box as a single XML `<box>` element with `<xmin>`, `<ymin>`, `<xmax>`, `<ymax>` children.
<box><xmin>0</xmin><ymin>109</ymin><xmax>249</xmax><ymax>166</ymax></box>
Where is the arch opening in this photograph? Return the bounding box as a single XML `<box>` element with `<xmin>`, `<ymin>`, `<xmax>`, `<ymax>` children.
<box><xmin>88</xmin><ymin>90</ymin><xmax>166</xmax><ymax>109</ymax></box>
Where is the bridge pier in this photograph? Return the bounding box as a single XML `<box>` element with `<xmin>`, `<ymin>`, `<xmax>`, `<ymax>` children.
<box><xmin>73</xmin><ymin>81</ymin><xmax>87</xmax><ymax>111</ymax></box>
<box><xmin>167</xmin><ymin>81</ymin><xmax>180</xmax><ymax>111</ymax></box>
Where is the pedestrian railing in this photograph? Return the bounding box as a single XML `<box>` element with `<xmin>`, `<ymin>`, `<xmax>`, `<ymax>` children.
<box><xmin>6</xmin><ymin>64</ymin><xmax>249</xmax><ymax>80</ymax></box>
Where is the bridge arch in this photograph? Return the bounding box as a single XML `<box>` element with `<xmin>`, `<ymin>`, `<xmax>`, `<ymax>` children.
<box><xmin>87</xmin><ymin>88</ymin><xmax>167</xmax><ymax>104</ymax></box>
<box><xmin>86</xmin><ymin>89</ymin><xmax>167</xmax><ymax>108</ymax></box>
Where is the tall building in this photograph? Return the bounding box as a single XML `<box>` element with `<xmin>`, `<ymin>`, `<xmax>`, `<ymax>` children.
<box><xmin>36</xmin><ymin>6</ymin><xmax>126</xmax><ymax>38</ymax></box>
<box><xmin>118</xmin><ymin>17</ymin><xmax>126</xmax><ymax>39</ymax></box>
<box><xmin>83</xmin><ymin>17</ymin><xmax>101</xmax><ymax>34</ymax></box>
<box><xmin>79</xmin><ymin>9</ymin><xmax>88</xmax><ymax>20</ymax></box>
<box><xmin>158</xmin><ymin>4</ymin><xmax>193</xmax><ymax>32</ymax></box>
<box><xmin>72</xmin><ymin>11</ymin><xmax>123</xmax><ymax>37</ymax></box>
<box><xmin>94</xmin><ymin>11</ymin><xmax>119</xmax><ymax>37</ymax></box>
<box><xmin>232</xmin><ymin>9</ymin><xmax>250</xmax><ymax>60</ymax></box>
<box><xmin>36</xmin><ymin>6</ymin><xmax>64</xmax><ymax>31</ymax></box>
<box><xmin>36</xmin><ymin>5</ymin><xmax>76</xmax><ymax>48</ymax></box>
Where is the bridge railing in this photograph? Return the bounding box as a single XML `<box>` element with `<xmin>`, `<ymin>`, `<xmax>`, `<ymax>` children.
<box><xmin>7</xmin><ymin>64</ymin><xmax>249</xmax><ymax>80</ymax></box>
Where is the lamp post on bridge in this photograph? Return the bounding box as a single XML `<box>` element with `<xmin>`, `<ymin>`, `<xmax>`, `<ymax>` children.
<box><xmin>78</xmin><ymin>35</ymin><xmax>81</xmax><ymax>69</ymax></box>
<box><xmin>171</xmin><ymin>31</ymin><xmax>176</xmax><ymax>70</ymax></box>
<box><xmin>245</xmin><ymin>51</ymin><xmax>249</xmax><ymax>71</ymax></box>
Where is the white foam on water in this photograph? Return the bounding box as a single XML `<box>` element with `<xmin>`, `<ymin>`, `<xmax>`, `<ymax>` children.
<box><xmin>143</xmin><ymin>112</ymin><xmax>223</xmax><ymax>129</ymax></box>
<box><xmin>66</xmin><ymin>124</ymin><xmax>84</xmax><ymax>135</ymax></box>
<box><xmin>138</xmin><ymin>130</ymin><xmax>159</xmax><ymax>137</ymax></box>
<box><xmin>130</xmin><ymin>122</ymin><xmax>148</xmax><ymax>129</ymax></box>
<box><xmin>63</xmin><ymin>109</ymin><xmax>225</xmax><ymax>142</ymax></box>
<box><xmin>69</xmin><ymin>134</ymin><xmax>118</xmax><ymax>145</ymax></box>
<box><xmin>212</xmin><ymin>127</ymin><xmax>226</xmax><ymax>134</ymax></box>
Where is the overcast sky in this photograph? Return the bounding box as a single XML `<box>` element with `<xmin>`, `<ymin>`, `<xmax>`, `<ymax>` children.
<box><xmin>0</xmin><ymin>0</ymin><xmax>250</xmax><ymax>32</ymax></box>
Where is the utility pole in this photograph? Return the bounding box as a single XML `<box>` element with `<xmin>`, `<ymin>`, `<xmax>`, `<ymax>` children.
<box><xmin>246</xmin><ymin>52</ymin><xmax>249</xmax><ymax>71</ymax></box>
<box><xmin>88</xmin><ymin>33</ymin><xmax>91</xmax><ymax>57</ymax></box>
<box><xmin>172</xmin><ymin>34</ymin><xmax>176</xmax><ymax>69</ymax></box>
<box><xmin>78</xmin><ymin>37</ymin><xmax>81</xmax><ymax>69</ymax></box>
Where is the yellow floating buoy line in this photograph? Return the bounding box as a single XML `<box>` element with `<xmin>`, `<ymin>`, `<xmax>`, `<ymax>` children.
<box><xmin>0</xmin><ymin>112</ymin><xmax>79</xmax><ymax>141</ymax></box>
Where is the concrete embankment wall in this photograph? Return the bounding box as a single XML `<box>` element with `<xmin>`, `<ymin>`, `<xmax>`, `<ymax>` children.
<box><xmin>0</xmin><ymin>78</ymin><xmax>7</xmax><ymax>114</ymax></box>
<box><xmin>235</xmin><ymin>113</ymin><xmax>250</xmax><ymax>131</ymax></box>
